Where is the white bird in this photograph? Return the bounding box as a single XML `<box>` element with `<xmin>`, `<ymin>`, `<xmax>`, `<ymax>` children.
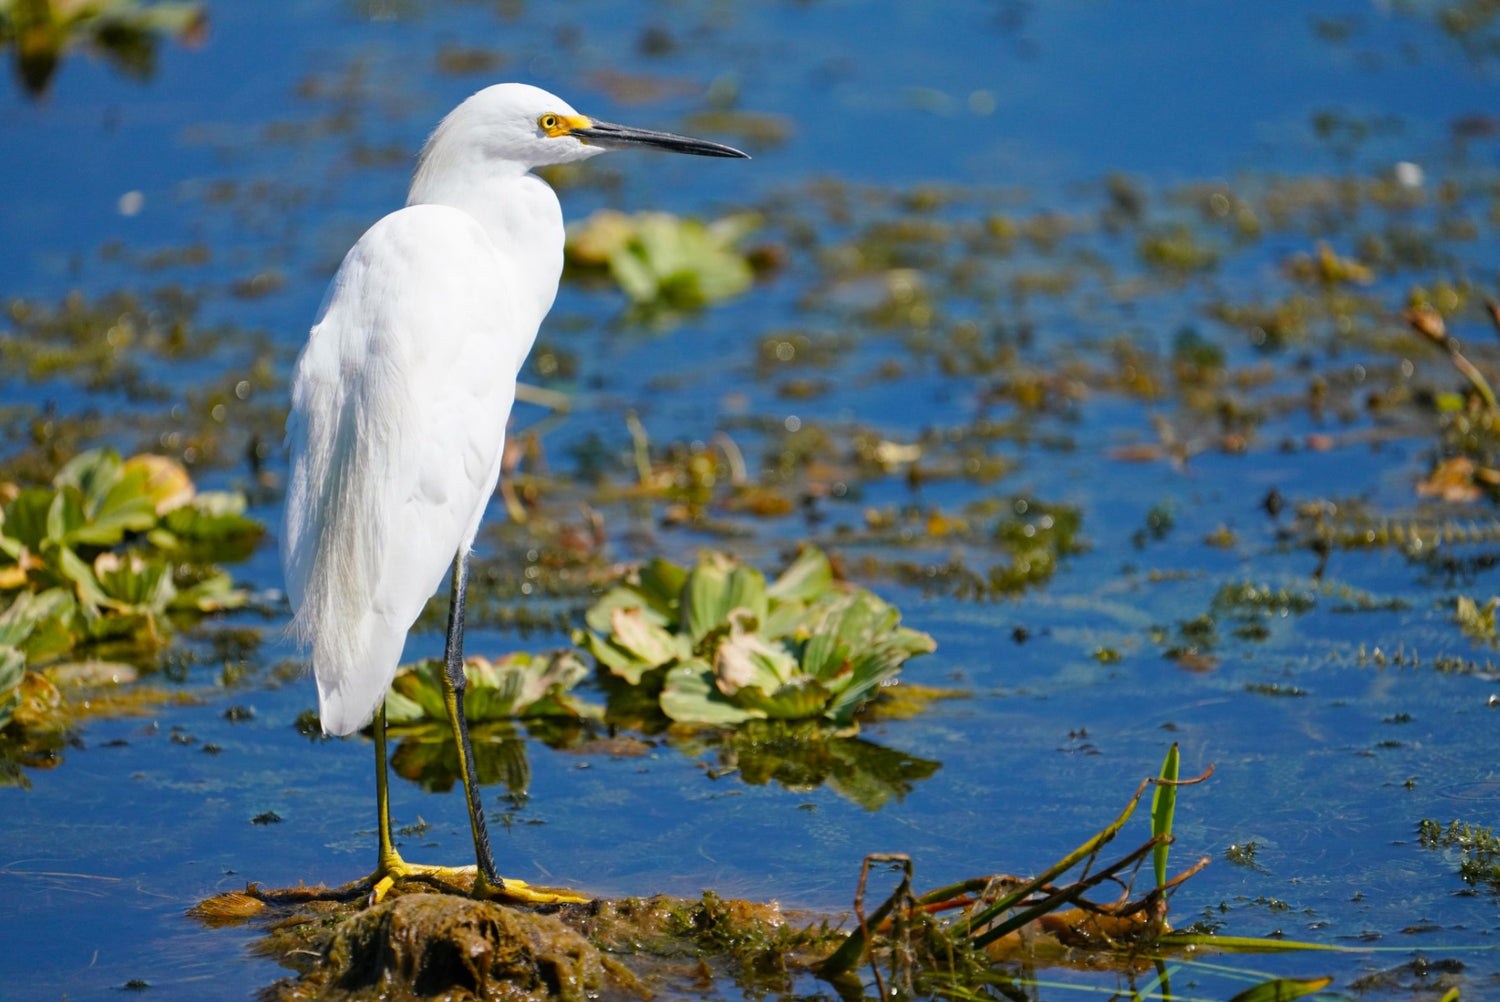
<box><xmin>281</xmin><ymin>82</ymin><xmax>747</xmax><ymax>903</ymax></box>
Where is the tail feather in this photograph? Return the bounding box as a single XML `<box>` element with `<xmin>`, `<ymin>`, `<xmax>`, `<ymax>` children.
<box><xmin>304</xmin><ymin>609</ymin><xmax>408</xmax><ymax>736</ymax></box>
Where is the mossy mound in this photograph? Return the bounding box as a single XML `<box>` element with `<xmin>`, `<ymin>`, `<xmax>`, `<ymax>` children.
<box><xmin>215</xmin><ymin>884</ymin><xmax>836</xmax><ymax>1001</ymax></box>
<box><xmin>261</xmin><ymin>892</ymin><xmax>634</xmax><ymax>1002</ymax></box>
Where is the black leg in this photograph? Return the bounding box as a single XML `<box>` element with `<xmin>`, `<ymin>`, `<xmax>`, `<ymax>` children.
<box><xmin>439</xmin><ymin>553</ymin><xmax>504</xmax><ymax>893</ymax></box>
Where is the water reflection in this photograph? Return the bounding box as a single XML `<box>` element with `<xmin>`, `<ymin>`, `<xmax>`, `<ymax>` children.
<box><xmin>386</xmin><ymin>714</ymin><xmax>939</xmax><ymax>811</ymax></box>
<box><xmin>0</xmin><ymin>0</ymin><xmax>206</xmax><ymax>97</ymax></box>
<box><xmin>388</xmin><ymin>718</ymin><xmax>533</xmax><ymax>795</ymax></box>
<box><xmin>669</xmin><ymin>719</ymin><xmax>940</xmax><ymax>811</ymax></box>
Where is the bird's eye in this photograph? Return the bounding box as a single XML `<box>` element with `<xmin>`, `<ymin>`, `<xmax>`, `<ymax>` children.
<box><xmin>539</xmin><ymin>114</ymin><xmax>560</xmax><ymax>132</ymax></box>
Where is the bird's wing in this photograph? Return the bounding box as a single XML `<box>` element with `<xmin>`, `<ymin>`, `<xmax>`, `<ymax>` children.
<box><xmin>282</xmin><ymin>204</ymin><xmax>534</xmax><ymax>735</ymax></box>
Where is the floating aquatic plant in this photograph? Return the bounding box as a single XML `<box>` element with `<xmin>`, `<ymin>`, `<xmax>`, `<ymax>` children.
<box><xmin>576</xmin><ymin>547</ymin><xmax>935</xmax><ymax>730</ymax></box>
<box><xmin>383</xmin><ymin>651</ymin><xmax>598</xmax><ymax>728</ymax></box>
<box><xmin>868</xmin><ymin>497</ymin><xmax>1087</xmax><ymax>601</ymax></box>
<box><xmin>1418</xmin><ymin>817</ymin><xmax>1500</xmax><ymax>892</ymax></box>
<box><xmin>566</xmin><ymin>209</ymin><xmax>759</xmax><ymax>312</ymax></box>
<box><xmin>372</xmin><ymin>643</ymin><xmax>946</xmax><ymax>805</ymax></box>
<box><xmin>0</xmin><ymin>449</ymin><xmax>260</xmax><ymax>732</ymax></box>
<box><xmin>1453</xmin><ymin>595</ymin><xmax>1500</xmax><ymax>644</ymax></box>
<box><xmin>0</xmin><ymin>0</ymin><xmax>207</xmax><ymax>99</ymax></box>
<box><xmin>375</xmin><ymin>569</ymin><xmax>946</xmax><ymax>802</ymax></box>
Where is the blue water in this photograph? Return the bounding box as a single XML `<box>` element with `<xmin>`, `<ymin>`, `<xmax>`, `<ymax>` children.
<box><xmin>4</xmin><ymin>1</ymin><xmax>1500</xmax><ymax>999</ymax></box>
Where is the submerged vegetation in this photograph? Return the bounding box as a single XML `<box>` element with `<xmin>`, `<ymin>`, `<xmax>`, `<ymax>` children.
<box><xmin>1418</xmin><ymin>818</ymin><xmax>1500</xmax><ymax>892</ymax></box>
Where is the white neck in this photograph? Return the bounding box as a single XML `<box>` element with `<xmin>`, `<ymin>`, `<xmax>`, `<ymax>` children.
<box><xmin>407</xmin><ymin>141</ymin><xmax>565</xmax><ymax>347</ymax></box>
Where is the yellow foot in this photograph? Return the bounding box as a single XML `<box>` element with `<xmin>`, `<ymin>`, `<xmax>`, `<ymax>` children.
<box><xmin>361</xmin><ymin>857</ymin><xmax>589</xmax><ymax>906</ymax></box>
<box><xmin>474</xmin><ymin>871</ymin><xmax>591</xmax><ymax>906</ymax></box>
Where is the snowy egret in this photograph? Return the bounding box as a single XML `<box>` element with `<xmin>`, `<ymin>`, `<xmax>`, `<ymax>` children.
<box><xmin>282</xmin><ymin>83</ymin><xmax>747</xmax><ymax>903</ymax></box>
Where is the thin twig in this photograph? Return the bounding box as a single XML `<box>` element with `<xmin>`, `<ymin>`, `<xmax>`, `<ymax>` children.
<box><xmin>852</xmin><ymin>854</ymin><xmax>912</xmax><ymax>999</ymax></box>
<box><xmin>625</xmin><ymin>411</ymin><xmax>653</xmax><ymax>487</ymax></box>
<box><xmin>1406</xmin><ymin>306</ymin><xmax>1500</xmax><ymax>418</ymax></box>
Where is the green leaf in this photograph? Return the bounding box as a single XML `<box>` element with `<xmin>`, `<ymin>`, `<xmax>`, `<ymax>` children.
<box><xmin>0</xmin><ymin>588</ymin><xmax>75</xmax><ymax>648</ymax></box>
<box><xmin>12</xmin><ymin>598</ymin><xmax>77</xmax><ymax>661</ymax></box>
<box><xmin>0</xmin><ymin>486</ymin><xmax>50</xmax><ymax>555</ymax></box>
<box><xmin>48</xmin><ymin>450</ymin><xmax>160</xmax><ymax>546</ymax></box>
<box><xmin>1226</xmin><ymin>976</ymin><xmax>1333</xmax><ymax>1002</ymax></box>
<box><xmin>169</xmin><ymin>569</ymin><xmax>247</xmax><ymax>613</ymax></box>
<box><xmin>635</xmin><ymin>556</ymin><xmax>687</xmax><ymax>615</ymax></box>
<box><xmin>1155</xmin><ymin>931</ymin><xmax>1344</xmax><ymax>952</ymax></box>
<box><xmin>890</xmin><ymin>624</ymin><xmax>937</xmax><ymax>657</ymax></box>
<box><xmin>93</xmin><ymin>552</ymin><xmax>176</xmax><ymax>613</ymax></box>
<box><xmin>53</xmin><ymin>448</ymin><xmax>125</xmax><ymax>504</ymax></box>
<box><xmin>47</xmin><ymin>487</ymin><xmax>88</xmax><ymax>546</ymax></box>
<box><xmin>659</xmin><ymin>660</ymin><xmax>757</xmax><ymax>725</ymax></box>
<box><xmin>732</xmin><ymin>675</ymin><xmax>833</xmax><ymax>720</ymax></box>
<box><xmin>57</xmin><ymin>546</ymin><xmax>110</xmax><ymax>610</ymax></box>
<box><xmin>575</xmin><ymin>210</ymin><xmax>755</xmax><ymax>311</ymax></box>
<box><xmin>481</xmin><ymin>650</ymin><xmax>592</xmax><ymax>719</ymax></box>
<box><xmin>465</xmin><ymin>676</ymin><xmax>526</xmax><ymax>723</ymax></box>
<box><xmin>388</xmin><ymin>650</ymin><xmax>594</xmax><ymax>727</ymax></box>
<box><xmin>388</xmin><ymin>660</ymin><xmax>450</xmax><ymax>722</ymax></box>
<box><xmin>1153</xmin><ymin>742</ymin><xmax>1180</xmax><ymax>890</ymax></box>
<box><xmin>759</xmin><ymin>596</ymin><xmax>807</xmax><ymax>642</ymax></box>
<box><xmin>610</xmin><ymin>605</ymin><xmax>688</xmax><ymax>669</ymax></box>
<box><xmin>683</xmin><ymin>554</ymin><xmax>734</xmax><ymax>645</ymax></box>
<box><xmin>722</xmin><ymin>563</ymin><xmax>768</xmax><ymax>628</ymax></box>
<box><xmin>801</xmin><ymin>628</ymin><xmax>849</xmax><ymax>682</ymax></box>
<box><xmin>381</xmin><ymin>684</ymin><xmax>426</xmax><ymax>725</ymax></box>
<box><xmin>160</xmin><ymin>492</ymin><xmax>263</xmax><ymax>558</ymax></box>
<box><xmin>713</xmin><ymin>613</ymin><xmax>798</xmax><ymax>696</ymax></box>
<box><xmin>575</xmin><ymin>547</ymin><xmax>936</xmax><ymax>731</ymax></box>
<box><xmin>1</xmin><ymin>488</ymin><xmax>52</xmax><ymax>551</ymax></box>
<box><xmin>824</xmin><ymin>650</ymin><xmax>903</xmax><ymax>728</ymax></box>
<box><xmin>608</xmin><ymin>243</ymin><xmax>660</xmax><ymax>303</ymax></box>
<box><xmin>580</xmin><ymin>629</ymin><xmax>658</xmax><ymax>686</ymax></box>
<box><xmin>50</xmin><ymin>480</ymin><xmax>156</xmax><ymax>549</ymax></box>
<box><xmin>0</xmin><ymin>644</ymin><xmax>24</xmax><ymax>730</ymax></box>
<box><xmin>83</xmin><ymin>464</ymin><xmax>165</xmax><ymax>543</ymax></box>
<box><xmin>583</xmin><ymin>585</ymin><xmax>671</xmax><ymax>636</ymax></box>
<box><xmin>767</xmin><ymin>546</ymin><xmax>834</xmax><ymax>604</ymax></box>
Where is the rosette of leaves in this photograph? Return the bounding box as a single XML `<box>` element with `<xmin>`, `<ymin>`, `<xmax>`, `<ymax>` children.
<box><xmin>565</xmin><ymin>209</ymin><xmax>759</xmax><ymax>312</ymax></box>
<box><xmin>576</xmin><ymin>547</ymin><xmax>936</xmax><ymax>730</ymax></box>
<box><xmin>382</xmin><ymin>651</ymin><xmax>598</xmax><ymax>727</ymax></box>
<box><xmin>0</xmin><ymin>450</ymin><xmax>261</xmax><ymax>710</ymax></box>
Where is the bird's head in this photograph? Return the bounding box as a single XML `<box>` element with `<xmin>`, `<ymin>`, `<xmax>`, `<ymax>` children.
<box><xmin>416</xmin><ymin>82</ymin><xmax>749</xmax><ymax>179</ymax></box>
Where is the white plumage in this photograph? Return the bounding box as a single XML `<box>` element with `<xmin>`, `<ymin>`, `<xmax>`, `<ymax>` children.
<box><xmin>284</xmin><ymin>84</ymin><xmax>594</xmax><ymax>736</ymax></box>
<box><xmin>278</xmin><ymin>82</ymin><xmax>745</xmax><ymax>896</ymax></box>
<box><xmin>284</xmin><ymin>207</ymin><xmax>520</xmax><ymax>734</ymax></box>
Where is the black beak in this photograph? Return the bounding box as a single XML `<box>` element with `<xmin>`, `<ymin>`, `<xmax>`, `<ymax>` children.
<box><xmin>571</xmin><ymin>120</ymin><xmax>750</xmax><ymax>159</ymax></box>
